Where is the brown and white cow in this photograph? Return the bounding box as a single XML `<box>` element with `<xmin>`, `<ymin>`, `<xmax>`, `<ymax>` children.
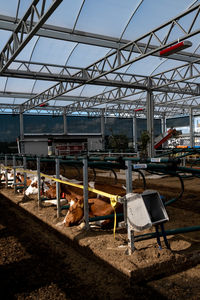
<box><xmin>64</xmin><ymin>197</ymin><xmax>123</xmax><ymax>227</ymax></box>
<box><xmin>63</xmin><ymin>183</ymin><xmax>144</xmax><ymax>227</ymax></box>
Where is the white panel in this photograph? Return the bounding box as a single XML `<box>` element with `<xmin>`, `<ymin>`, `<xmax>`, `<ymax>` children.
<box><xmin>24</xmin><ymin>141</ymin><xmax>48</xmax><ymax>155</ymax></box>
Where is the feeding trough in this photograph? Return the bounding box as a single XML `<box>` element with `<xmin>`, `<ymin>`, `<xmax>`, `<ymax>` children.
<box><xmin>126</xmin><ymin>190</ymin><xmax>169</xmax><ymax>231</ymax></box>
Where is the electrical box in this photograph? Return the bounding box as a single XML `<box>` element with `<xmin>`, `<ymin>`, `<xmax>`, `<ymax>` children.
<box><xmin>126</xmin><ymin>190</ymin><xmax>169</xmax><ymax>232</ymax></box>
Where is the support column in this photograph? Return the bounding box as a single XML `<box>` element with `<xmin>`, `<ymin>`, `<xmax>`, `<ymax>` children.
<box><xmin>23</xmin><ymin>156</ymin><xmax>27</xmax><ymax>189</ymax></box>
<box><xmin>101</xmin><ymin>109</ymin><xmax>105</xmax><ymax>150</ymax></box>
<box><xmin>5</xmin><ymin>155</ymin><xmax>8</xmax><ymax>188</ymax></box>
<box><xmin>56</xmin><ymin>158</ymin><xmax>61</xmax><ymax>217</ymax></box>
<box><xmin>13</xmin><ymin>155</ymin><xmax>16</xmax><ymax>194</ymax></box>
<box><xmin>133</xmin><ymin>114</ymin><xmax>137</xmax><ymax>152</ymax></box>
<box><xmin>146</xmin><ymin>80</ymin><xmax>154</xmax><ymax>157</ymax></box>
<box><xmin>189</xmin><ymin>108</ymin><xmax>194</xmax><ymax>148</ymax></box>
<box><xmin>37</xmin><ymin>157</ymin><xmax>41</xmax><ymax>208</ymax></box>
<box><xmin>161</xmin><ymin>113</ymin><xmax>166</xmax><ymax>148</ymax></box>
<box><xmin>19</xmin><ymin>106</ymin><xmax>24</xmax><ymax>154</ymax></box>
<box><xmin>125</xmin><ymin>160</ymin><xmax>135</xmax><ymax>254</ymax></box>
<box><xmin>162</xmin><ymin>113</ymin><xmax>166</xmax><ymax>134</ymax></box>
<box><xmin>83</xmin><ymin>158</ymin><xmax>89</xmax><ymax>230</ymax></box>
<box><xmin>63</xmin><ymin>108</ymin><xmax>67</xmax><ymax>135</ymax></box>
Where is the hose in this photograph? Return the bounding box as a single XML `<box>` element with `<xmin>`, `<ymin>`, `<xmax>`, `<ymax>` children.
<box><xmin>132</xmin><ymin>168</ymin><xmax>146</xmax><ymax>190</ymax></box>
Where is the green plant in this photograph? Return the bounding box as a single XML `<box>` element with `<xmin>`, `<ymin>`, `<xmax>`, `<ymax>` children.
<box><xmin>139</xmin><ymin>130</ymin><xmax>150</xmax><ymax>158</ymax></box>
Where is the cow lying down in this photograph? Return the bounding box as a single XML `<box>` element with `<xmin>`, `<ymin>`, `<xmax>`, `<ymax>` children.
<box><xmin>64</xmin><ymin>197</ymin><xmax>123</xmax><ymax>227</ymax></box>
<box><xmin>63</xmin><ymin>188</ymin><xmax>144</xmax><ymax>228</ymax></box>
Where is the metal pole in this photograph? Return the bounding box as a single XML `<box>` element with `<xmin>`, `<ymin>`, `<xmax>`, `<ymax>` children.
<box><xmin>37</xmin><ymin>157</ymin><xmax>42</xmax><ymax>207</ymax></box>
<box><xmin>125</xmin><ymin>160</ymin><xmax>135</xmax><ymax>254</ymax></box>
<box><xmin>146</xmin><ymin>79</ymin><xmax>154</xmax><ymax>157</ymax></box>
<box><xmin>83</xmin><ymin>158</ymin><xmax>89</xmax><ymax>230</ymax></box>
<box><xmin>189</xmin><ymin>108</ymin><xmax>194</xmax><ymax>148</ymax></box>
<box><xmin>19</xmin><ymin>106</ymin><xmax>24</xmax><ymax>154</ymax></box>
<box><xmin>101</xmin><ymin>109</ymin><xmax>105</xmax><ymax>150</ymax></box>
<box><xmin>162</xmin><ymin>113</ymin><xmax>166</xmax><ymax>134</ymax></box>
<box><xmin>161</xmin><ymin>113</ymin><xmax>166</xmax><ymax>149</ymax></box>
<box><xmin>5</xmin><ymin>154</ymin><xmax>8</xmax><ymax>188</ymax></box>
<box><xmin>133</xmin><ymin>114</ymin><xmax>137</xmax><ymax>151</ymax></box>
<box><xmin>23</xmin><ymin>156</ymin><xmax>27</xmax><ymax>190</ymax></box>
<box><xmin>63</xmin><ymin>107</ymin><xmax>67</xmax><ymax>135</ymax></box>
<box><xmin>56</xmin><ymin>158</ymin><xmax>61</xmax><ymax>217</ymax></box>
<box><xmin>13</xmin><ymin>155</ymin><xmax>16</xmax><ymax>193</ymax></box>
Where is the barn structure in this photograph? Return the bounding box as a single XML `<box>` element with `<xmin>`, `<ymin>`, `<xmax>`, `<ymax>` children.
<box><xmin>0</xmin><ymin>0</ymin><xmax>199</xmax><ymax>155</ymax></box>
<box><xmin>0</xmin><ymin>1</ymin><xmax>200</xmax><ymax>299</ymax></box>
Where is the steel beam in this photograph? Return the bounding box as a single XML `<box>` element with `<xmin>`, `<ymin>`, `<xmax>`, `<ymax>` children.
<box><xmin>0</xmin><ymin>102</ymin><xmax>181</xmax><ymax>118</ymax></box>
<box><xmin>101</xmin><ymin>109</ymin><xmax>105</xmax><ymax>150</ymax></box>
<box><xmin>4</xmin><ymin>59</ymin><xmax>200</xmax><ymax>95</ymax></box>
<box><xmin>0</xmin><ymin>14</ymin><xmax>200</xmax><ymax>64</ymax></box>
<box><xmin>0</xmin><ymin>0</ymin><xmax>63</xmax><ymax>73</ymax></box>
<box><xmin>63</xmin><ymin>108</ymin><xmax>67</xmax><ymax>135</ymax></box>
<box><xmin>21</xmin><ymin>4</ymin><xmax>200</xmax><ymax>111</ymax></box>
<box><xmin>19</xmin><ymin>106</ymin><xmax>24</xmax><ymax>154</ymax></box>
<box><xmin>146</xmin><ymin>80</ymin><xmax>154</xmax><ymax>157</ymax></box>
<box><xmin>0</xmin><ymin>88</ymin><xmax>197</xmax><ymax>108</ymax></box>
<box><xmin>189</xmin><ymin>107</ymin><xmax>194</xmax><ymax>147</ymax></box>
<box><xmin>0</xmin><ymin>91</ymin><xmax>85</xmax><ymax>101</ymax></box>
<box><xmin>64</xmin><ymin>83</ymin><xmax>199</xmax><ymax>114</ymax></box>
<box><xmin>150</xmin><ymin>59</ymin><xmax>200</xmax><ymax>91</ymax></box>
<box><xmin>0</xmin><ymin>96</ymin><xmax>198</xmax><ymax>117</ymax></box>
<box><xmin>133</xmin><ymin>115</ymin><xmax>137</xmax><ymax>151</ymax></box>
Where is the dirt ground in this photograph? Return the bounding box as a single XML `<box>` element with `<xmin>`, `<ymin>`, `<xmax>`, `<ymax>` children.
<box><xmin>0</xmin><ymin>173</ymin><xmax>200</xmax><ymax>299</ymax></box>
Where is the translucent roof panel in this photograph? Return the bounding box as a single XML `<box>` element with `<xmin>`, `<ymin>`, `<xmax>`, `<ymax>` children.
<box><xmin>47</xmin><ymin>0</ymin><xmax>83</xmax><ymax>28</ymax></box>
<box><xmin>64</xmin><ymin>86</ymin><xmax>88</xmax><ymax>97</ymax></box>
<box><xmin>67</xmin><ymin>44</ymin><xmax>111</xmax><ymax>68</ymax></box>
<box><xmin>13</xmin><ymin>98</ymin><xmax>28</xmax><ymax>105</ymax></box>
<box><xmin>0</xmin><ymin>0</ymin><xmax>199</xmax><ymax>117</ymax></box>
<box><xmin>123</xmin><ymin>0</ymin><xmax>198</xmax><ymax>41</ymax></box>
<box><xmin>49</xmin><ymin>99</ymin><xmax>73</xmax><ymax>106</ymax></box>
<box><xmin>75</xmin><ymin>0</ymin><xmax>142</xmax><ymax>37</ymax></box>
<box><xmin>0</xmin><ymin>77</ymin><xmax>8</xmax><ymax>91</ymax></box>
<box><xmin>184</xmin><ymin>35</ymin><xmax>200</xmax><ymax>54</ymax></box>
<box><xmin>0</xmin><ymin>97</ymin><xmax>26</xmax><ymax>105</ymax></box>
<box><xmin>18</xmin><ymin>0</ymin><xmax>33</xmax><ymax>18</ymax></box>
<box><xmin>31</xmin><ymin>80</ymin><xmax>59</xmax><ymax>94</ymax></box>
<box><xmin>15</xmin><ymin>36</ymin><xmax>38</xmax><ymax>61</ymax></box>
<box><xmin>0</xmin><ymin>98</ymin><xmax>15</xmax><ymax>104</ymax></box>
<box><xmin>0</xmin><ymin>30</ymin><xmax>13</xmax><ymax>52</ymax></box>
<box><xmin>78</xmin><ymin>84</ymin><xmax>109</xmax><ymax>97</ymax></box>
<box><xmin>124</xmin><ymin>56</ymin><xmax>186</xmax><ymax>76</ymax></box>
<box><xmin>5</xmin><ymin>78</ymin><xmax>36</xmax><ymax>93</ymax></box>
<box><xmin>0</xmin><ymin>0</ymin><xmax>18</xmax><ymax>18</ymax></box>
<box><xmin>31</xmin><ymin>37</ymin><xmax>77</xmax><ymax>65</ymax></box>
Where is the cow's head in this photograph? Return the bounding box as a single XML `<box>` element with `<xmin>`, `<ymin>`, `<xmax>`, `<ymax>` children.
<box><xmin>43</xmin><ymin>182</ymin><xmax>56</xmax><ymax>199</ymax></box>
<box><xmin>64</xmin><ymin>198</ymin><xmax>84</xmax><ymax>226</ymax></box>
<box><xmin>25</xmin><ymin>178</ymin><xmax>38</xmax><ymax>196</ymax></box>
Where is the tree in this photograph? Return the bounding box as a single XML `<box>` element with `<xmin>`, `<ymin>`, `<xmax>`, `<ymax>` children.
<box><xmin>106</xmin><ymin>129</ymin><xmax>129</xmax><ymax>151</ymax></box>
<box><xmin>139</xmin><ymin>130</ymin><xmax>150</xmax><ymax>159</ymax></box>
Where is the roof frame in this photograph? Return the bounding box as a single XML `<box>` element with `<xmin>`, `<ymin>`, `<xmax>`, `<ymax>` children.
<box><xmin>0</xmin><ymin>0</ymin><xmax>63</xmax><ymax>73</ymax></box>
<box><xmin>21</xmin><ymin>3</ymin><xmax>200</xmax><ymax>111</ymax></box>
<box><xmin>0</xmin><ymin>13</ymin><xmax>200</xmax><ymax>64</ymax></box>
<box><xmin>3</xmin><ymin>59</ymin><xmax>200</xmax><ymax>95</ymax></box>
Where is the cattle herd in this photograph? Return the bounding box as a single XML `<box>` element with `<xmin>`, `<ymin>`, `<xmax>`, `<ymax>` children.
<box><xmin>0</xmin><ymin>167</ymin><xmax>144</xmax><ymax>228</ymax></box>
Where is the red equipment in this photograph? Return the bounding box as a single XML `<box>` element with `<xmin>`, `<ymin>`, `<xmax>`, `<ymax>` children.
<box><xmin>154</xmin><ymin>128</ymin><xmax>177</xmax><ymax>149</ymax></box>
<box><xmin>39</xmin><ymin>102</ymin><xmax>49</xmax><ymax>107</ymax></box>
<box><xmin>134</xmin><ymin>108</ymin><xmax>144</xmax><ymax>112</ymax></box>
<box><xmin>160</xmin><ymin>41</ymin><xmax>192</xmax><ymax>57</ymax></box>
